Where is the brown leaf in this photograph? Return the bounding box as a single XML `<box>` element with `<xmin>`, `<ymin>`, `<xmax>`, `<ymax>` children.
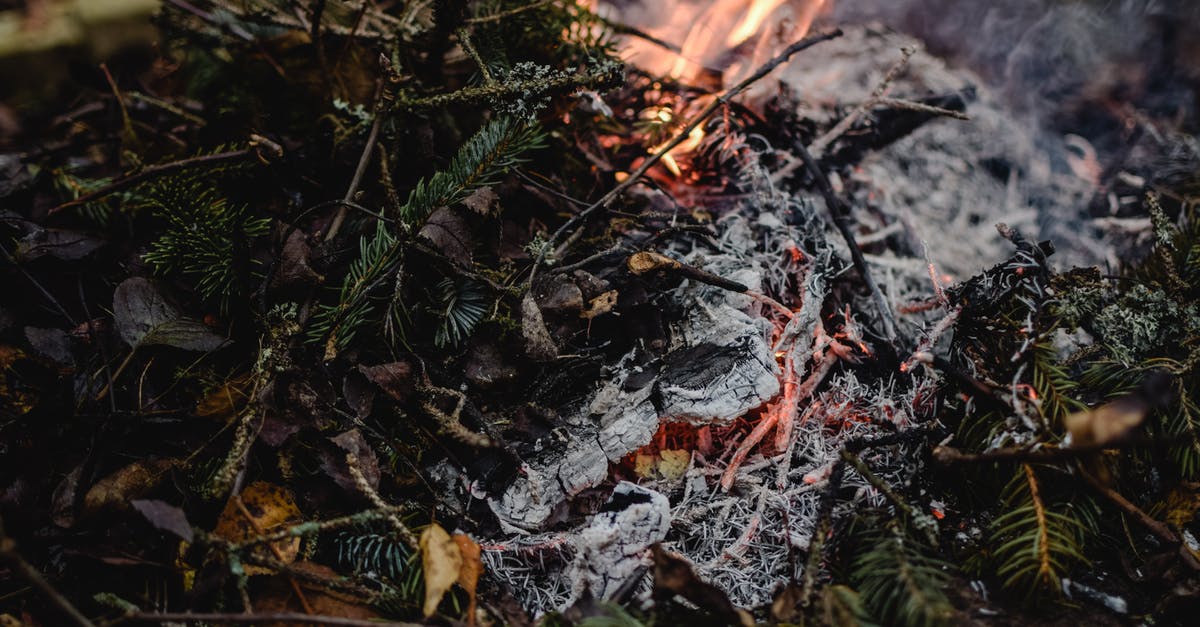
<box><xmin>652</xmin><ymin>545</ymin><xmax>752</xmax><ymax>627</ymax></box>
<box><xmin>520</xmin><ymin>293</ymin><xmax>557</xmax><ymax>362</ymax></box>
<box><xmin>321</xmin><ymin>429</ymin><xmax>380</xmax><ymax>493</ymax></box>
<box><xmin>581</xmin><ymin>290</ymin><xmax>618</xmax><ymax>320</ymax></box>
<box><xmin>196</xmin><ymin>374</ymin><xmax>252</xmax><ymax>423</ymax></box>
<box><xmin>628</xmin><ymin>251</ymin><xmax>680</xmax><ymax>275</ymax></box>
<box><xmin>454</xmin><ymin>534</ymin><xmax>483</xmax><ymax>627</ymax></box>
<box><xmin>461</xmin><ymin>187</ymin><xmax>499</xmax><ymax>215</ymax></box>
<box><xmin>112</xmin><ymin>278</ymin><xmax>226</xmax><ymax>352</ymax></box>
<box><xmin>253</xmin><ymin>561</ymin><xmax>380</xmax><ymax>625</ymax></box>
<box><xmin>419</xmin><ymin>206</ymin><xmax>474</xmax><ymax>266</ymax></box>
<box><xmin>51</xmin><ymin>463</ymin><xmax>84</xmax><ymax>528</ymax></box>
<box><xmin>132</xmin><ymin>499</ymin><xmax>194</xmax><ymax>542</ymax></box>
<box><xmin>1064</xmin><ymin>395</ymin><xmax>1150</xmax><ymax>448</ymax></box>
<box><xmin>273</xmin><ymin>230</ymin><xmax>323</xmax><ymax>289</ymax></box>
<box><xmin>82</xmin><ymin>458</ymin><xmax>178</xmax><ymax>516</ymax></box>
<box><xmin>421</xmin><ymin>523</ymin><xmax>463</xmax><ymax>618</ymax></box>
<box><xmin>359</xmin><ymin>361</ymin><xmax>416</xmax><ymax>402</ymax></box>
<box><xmin>213</xmin><ymin>481</ymin><xmax>302</xmax><ymax>576</ymax></box>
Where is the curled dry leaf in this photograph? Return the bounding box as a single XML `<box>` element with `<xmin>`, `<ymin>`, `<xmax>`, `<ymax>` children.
<box><xmin>460</xmin><ymin>186</ymin><xmax>499</xmax><ymax>215</ymax></box>
<box><xmin>82</xmin><ymin>458</ymin><xmax>179</xmax><ymax>516</ymax></box>
<box><xmin>581</xmin><ymin>290</ymin><xmax>618</xmax><ymax>320</ymax></box>
<box><xmin>1064</xmin><ymin>395</ymin><xmax>1150</xmax><ymax>448</ymax></box>
<box><xmin>419</xmin><ymin>206</ymin><xmax>474</xmax><ymax>266</ymax></box>
<box><xmin>454</xmin><ymin>533</ymin><xmax>483</xmax><ymax>627</ymax></box>
<box><xmin>420</xmin><ymin>523</ymin><xmax>463</xmax><ymax>618</ymax></box>
<box><xmin>213</xmin><ymin>481</ymin><xmax>302</xmax><ymax>576</ymax></box>
<box><xmin>358</xmin><ymin>360</ymin><xmax>416</xmax><ymax>403</ymax></box>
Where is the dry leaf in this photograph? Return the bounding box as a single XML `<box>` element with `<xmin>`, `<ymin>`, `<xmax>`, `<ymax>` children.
<box><xmin>195</xmin><ymin>374</ymin><xmax>252</xmax><ymax>423</ymax></box>
<box><xmin>520</xmin><ymin>293</ymin><xmax>557</xmax><ymax>362</ymax></box>
<box><xmin>359</xmin><ymin>361</ymin><xmax>416</xmax><ymax>402</ymax></box>
<box><xmin>581</xmin><ymin>290</ymin><xmax>618</xmax><ymax>320</ymax></box>
<box><xmin>82</xmin><ymin>458</ymin><xmax>178</xmax><ymax>516</ymax></box>
<box><xmin>132</xmin><ymin>499</ymin><xmax>194</xmax><ymax>542</ymax></box>
<box><xmin>112</xmin><ymin>278</ymin><xmax>226</xmax><ymax>352</ymax></box>
<box><xmin>420</xmin><ymin>523</ymin><xmax>463</xmax><ymax>618</ymax></box>
<box><xmin>213</xmin><ymin>481</ymin><xmax>302</xmax><ymax>575</ymax></box>
<box><xmin>254</xmin><ymin>561</ymin><xmax>380</xmax><ymax>625</ymax></box>
<box><xmin>1064</xmin><ymin>395</ymin><xmax>1150</xmax><ymax>448</ymax></box>
<box><xmin>454</xmin><ymin>534</ymin><xmax>483</xmax><ymax>626</ymax></box>
<box><xmin>419</xmin><ymin>206</ymin><xmax>474</xmax><ymax>266</ymax></box>
<box><xmin>627</xmin><ymin>251</ymin><xmax>680</xmax><ymax>275</ymax></box>
<box><xmin>461</xmin><ymin>187</ymin><xmax>499</xmax><ymax>215</ymax></box>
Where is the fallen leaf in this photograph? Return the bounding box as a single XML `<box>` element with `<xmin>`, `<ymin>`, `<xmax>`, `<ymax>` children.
<box><xmin>195</xmin><ymin>374</ymin><xmax>252</xmax><ymax>423</ymax></box>
<box><xmin>421</xmin><ymin>523</ymin><xmax>463</xmax><ymax>618</ymax></box>
<box><xmin>320</xmin><ymin>429</ymin><xmax>380</xmax><ymax>493</ymax></box>
<box><xmin>15</xmin><ymin>227</ymin><xmax>104</xmax><ymax>261</ymax></box>
<box><xmin>82</xmin><ymin>458</ymin><xmax>179</xmax><ymax>516</ymax></box>
<box><xmin>112</xmin><ymin>278</ymin><xmax>226</xmax><ymax>352</ymax></box>
<box><xmin>51</xmin><ymin>463</ymin><xmax>84</xmax><ymax>528</ymax></box>
<box><xmin>581</xmin><ymin>290</ymin><xmax>618</xmax><ymax>320</ymax></box>
<box><xmin>253</xmin><ymin>561</ymin><xmax>380</xmax><ymax>624</ymax></box>
<box><xmin>132</xmin><ymin>499</ymin><xmax>195</xmax><ymax>542</ymax></box>
<box><xmin>1064</xmin><ymin>396</ymin><xmax>1150</xmax><ymax>448</ymax></box>
<box><xmin>652</xmin><ymin>544</ymin><xmax>752</xmax><ymax>627</ymax></box>
<box><xmin>454</xmin><ymin>534</ymin><xmax>483</xmax><ymax>627</ymax></box>
<box><xmin>460</xmin><ymin>187</ymin><xmax>499</xmax><ymax>215</ymax></box>
<box><xmin>24</xmin><ymin>327</ymin><xmax>72</xmax><ymax>365</ymax></box>
<box><xmin>213</xmin><ymin>481</ymin><xmax>302</xmax><ymax>576</ymax></box>
<box><xmin>419</xmin><ymin>206</ymin><xmax>474</xmax><ymax>266</ymax></box>
<box><xmin>272</xmin><ymin>229</ymin><xmax>323</xmax><ymax>289</ymax></box>
<box><xmin>520</xmin><ymin>293</ymin><xmax>557</xmax><ymax>362</ymax></box>
<box><xmin>359</xmin><ymin>361</ymin><xmax>416</xmax><ymax>402</ymax></box>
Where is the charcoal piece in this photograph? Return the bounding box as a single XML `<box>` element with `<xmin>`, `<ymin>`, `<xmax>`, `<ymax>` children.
<box><xmin>566</xmin><ymin>482</ymin><xmax>670</xmax><ymax>603</ymax></box>
<box><xmin>654</xmin><ymin>337</ymin><xmax>779</xmax><ymax>425</ymax></box>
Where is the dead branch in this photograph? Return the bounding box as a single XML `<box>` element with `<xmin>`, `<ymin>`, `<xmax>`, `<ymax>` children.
<box><xmin>1077</xmin><ymin>466</ymin><xmax>1200</xmax><ymax>571</ymax></box>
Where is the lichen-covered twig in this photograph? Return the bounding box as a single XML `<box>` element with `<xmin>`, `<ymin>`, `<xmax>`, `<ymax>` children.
<box><xmin>346</xmin><ymin>453</ymin><xmax>419</xmax><ymax>551</ymax></box>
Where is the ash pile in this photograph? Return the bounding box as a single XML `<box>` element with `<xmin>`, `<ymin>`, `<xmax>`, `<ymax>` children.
<box><xmin>469</xmin><ymin>23</ymin><xmax>1116</xmax><ymax>613</ymax></box>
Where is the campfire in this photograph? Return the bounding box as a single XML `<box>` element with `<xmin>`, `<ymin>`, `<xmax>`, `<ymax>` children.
<box><xmin>3</xmin><ymin>1</ymin><xmax>1199</xmax><ymax>625</ymax></box>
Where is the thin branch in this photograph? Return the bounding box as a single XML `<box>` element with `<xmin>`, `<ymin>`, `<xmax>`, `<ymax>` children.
<box><xmin>48</xmin><ymin>143</ymin><xmax>275</xmax><ymax>215</ymax></box>
<box><xmin>1077</xmin><ymin>466</ymin><xmax>1200</xmax><ymax>571</ymax></box>
<box><xmin>790</xmin><ymin>137</ymin><xmax>898</xmax><ymax>341</ymax></box>
<box><xmin>464</xmin><ymin>0</ymin><xmax>554</xmax><ymax>25</ymax></box>
<box><xmin>325</xmin><ymin>83</ymin><xmax>385</xmax><ymax>242</ymax></box>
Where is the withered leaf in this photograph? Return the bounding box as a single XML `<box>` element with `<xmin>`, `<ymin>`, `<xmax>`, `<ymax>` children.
<box><xmin>51</xmin><ymin>463</ymin><xmax>84</xmax><ymax>528</ymax></box>
<box><xmin>254</xmin><ymin>561</ymin><xmax>380</xmax><ymax>623</ymax></box>
<box><xmin>520</xmin><ymin>293</ymin><xmax>557</xmax><ymax>362</ymax></box>
<box><xmin>1064</xmin><ymin>395</ymin><xmax>1150</xmax><ymax>448</ymax></box>
<box><xmin>581</xmin><ymin>290</ymin><xmax>618</xmax><ymax>320</ymax></box>
<box><xmin>132</xmin><ymin>499</ymin><xmax>194</xmax><ymax>542</ymax></box>
<box><xmin>652</xmin><ymin>544</ymin><xmax>752</xmax><ymax>627</ymax></box>
<box><xmin>113</xmin><ymin>278</ymin><xmax>226</xmax><ymax>352</ymax></box>
<box><xmin>321</xmin><ymin>429</ymin><xmax>380</xmax><ymax>493</ymax></box>
<box><xmin>461</xmin><ymin>186</ymin><xmax>499</xmax><ymax>215</ymax></box>
<box><xmin>419</xmin><ymin>206</ymin><xmax>473</xmax><ymax>266</ymax></box>
<box><xmin>195</xmin><ymin>374</ymin><xmax>252</xmax><ymax>423</ymax></box>
<box><xmin>15</xmin><ymin>227</ymin><xmax>104</xmax><ymax>262</ymax></box>
<box><xmin>213</xmin><ymin>481</ymin><xmax>302</xmax><ymax>576</ymax></box>
<box><xmin>421</xmin><ymin>523</ymin><xmax>463</xmax><ymax>618</ymax></box>
<box><xmin>82</xmin><ymin>458</ymin><xmax>179</xmax><ymax>516</ymax></box>
<box><xmin>273</xmin><ymin>229</ymin><xmax>323</xmax><ymax>289</ymax></box>
<box><xmin>359</xmin><ymin>361</ymin><xmax>416</xmax><ymax>402</ymax></box>
<box><xmin>454</xmin><ymin>533</ymin><xmax>483</xmax><ymax>627</ymax></box>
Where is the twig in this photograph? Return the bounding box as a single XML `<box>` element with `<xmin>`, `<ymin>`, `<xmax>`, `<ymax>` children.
<box><xmin>840</xmin><ymin>448</ymin><xmax>937</xmax><ymax>546</ymax></box>
<box><xmin>790</xmin><ymin>138</ymin><xmax>898</xmax><ymax>341</ymax></box>
<box><xmin>873</xmin><ymin>97</ymin><xmax>970</xmax><ymax>120</ymax></box>
<box><xmin>0</xmin><ymin>243</ymin><xmax>77</xmax><ymax>326</ymax></box>
<box><xmin>48</xmin><ymin>145</ymin><xmax>270</xmax><ymax>215</ymax></box>
<box><xmin>1077</xmin><ymin>466</ymin><xmax>1200</xmax><ymax>571</ymax></box>
<box><xmin>811</xmin><ymin>46</ymin><xmax>916</xmax><ymax>157</ymax></box>
<box><xmin>932</xmin><ymin>438</ymin><xmax>1150</xmax><ymax>465</ymax></box>
<box><xmin>227</xmin><ymin>506</ymin><xmax>410</xmax><ymax>552</ymax></box>
<box><xmin>535</xmin><ymin>29</ymin><xmax>843</xmax><ymax>282</ymax></box>
<box><xmin>0</xmin><ymin>517</ymin><xmax>96</xmax><ymax>627</ymax></box>
<box><xmin>325</xmin><ymin>83</ymin><xmax>385</xmax><ymax>242</ymax></box>
<box><xmin>77</xmin><ymin>279</ymin><xmax>116</xmax><ymax>412</ymax></box>
<box><xmin>125</xmin><ymin>612</ymin><xmax>418</xmax><ymax>626</ymax></box>
<box><xmin>464</xmin><ymin>0</ymin><xmax>554</xmax><ymax>25</ymax></box>
<box><xmin>345</xmin><ymin>453</ymin><xmax>419</xmax><ymax>551</ymax></box>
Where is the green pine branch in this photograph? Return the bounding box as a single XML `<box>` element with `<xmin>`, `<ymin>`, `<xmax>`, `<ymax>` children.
<box><xmin>851</xmin><ymin>521</ymin><xmax>954</xmax><ymax>627</ymax></box>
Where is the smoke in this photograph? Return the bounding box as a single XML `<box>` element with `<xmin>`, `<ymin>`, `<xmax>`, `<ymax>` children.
<box><xmin>830</xmin><ymin>0</ymin><xmax>1200</xmax><ymax>136</ymax></box>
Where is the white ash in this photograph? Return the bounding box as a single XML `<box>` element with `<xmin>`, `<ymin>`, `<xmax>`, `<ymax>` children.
<box><xmin>481</xmin><ymin>23</ymin><xmax>1104</xmax><ymax>614</ymax></box>
<box><xmin>565</xmin><ymin>482</ymin><xmax>671</xmax><ymax>603</ymax></box>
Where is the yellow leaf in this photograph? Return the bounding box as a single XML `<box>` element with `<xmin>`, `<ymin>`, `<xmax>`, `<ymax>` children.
<box><xmin>454</xmin><ymin>534</ymin><xmax>483</xmax><ymax>627</ymax></box>
<box><xmin>213</xmin><ymin>481</ymin><xmax>302</xmax><ymax>576</ymax></box>
<box><xmin>82</xmin><ymin>458</ymin><xmax>178</xmax><ymax>516</ymax></box>
<box><xmin>420</xmin><ymin>523</ymin><xmax>463</xmax><ymax>618</ymax></box>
